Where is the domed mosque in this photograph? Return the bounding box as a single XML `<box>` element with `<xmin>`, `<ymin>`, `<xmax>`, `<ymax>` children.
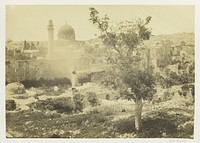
<box><xmin>57</xmin><ymin>22</ymin><xmax>75</xmax><ymax>41</ymax></box>
<box><xmin>47</xmin><ymin>20</ymin><xmax>84</xmax><ymax>60</ymax></box>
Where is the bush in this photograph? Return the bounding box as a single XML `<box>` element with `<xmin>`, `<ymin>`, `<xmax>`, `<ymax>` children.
<box><xmin>54</xmin><ymin>98</ymin><xmax>75</xmax><ymax>113</ymax></box>
<box><xmin>179</xmin><ymin>73</ymin><xmax>194</xmax><ymax>84</ymax></box>
<box><xmin>161</xmin><ymin>71</ymin><xmax>195</xmax><ymax>88</ymax></box>
<box><xmin>180</xmin><ymin>84</ymin><xmax>190</xmax><ymax>97</ymax></box>
<box><xmin>181</xmin><ymin>84</ymin><xmax>190</xmax><ymax>91</ymax></box>
<box><xmin>86</xmin><ymin>92</ymin><xmax>99</xmax><ymax>107</ymax></box>
<box><xmin>31</xmin><ymin>97</ymin><xmax>74</xmax><ymax>113</ymax></box>
<box><xmin>162</xmin><ymin>91</ymin><xmax>172</xmax><ymax>101</ymax></box>
<box><xmin>73</xmin><ymin>93</ymin><xmax>84</xmax><ymax>112</ymax></box>
<box><xmin>163</xmin><ymin>78</ymin><xmax>174</xmax><ymax>88</ymax></box>
<box><xmin>6</xmin><ymin>99</ymin><xmax>16</xmax><ymax>111</ymax></box>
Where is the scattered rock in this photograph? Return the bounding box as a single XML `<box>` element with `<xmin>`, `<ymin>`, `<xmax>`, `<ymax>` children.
<box><xmin>6</xmin><ymin>82</ymin><xmax>26</xmax><ymax>96</ymax></box>
<box><xmin>54</xmin><ymin>86</ymin><xmax>59</xmax><ymax>91</ymax></box>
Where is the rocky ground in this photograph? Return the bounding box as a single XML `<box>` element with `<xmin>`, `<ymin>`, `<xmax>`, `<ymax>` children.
<box><xmin>6</xmin><ymin>82</ymin><xmax>194</xmax><ymax>138</ymax></box>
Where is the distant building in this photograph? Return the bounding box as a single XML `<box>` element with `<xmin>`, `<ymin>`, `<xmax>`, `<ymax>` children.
<box><xmin>6</xmin><ymin>20</ymin><xmax>104</xmax><ymax>83</ymax></box>
<box><xmin>6</xmin><ymin>23</ymin><xmax>194</xmax><ymax>83</ymax></box>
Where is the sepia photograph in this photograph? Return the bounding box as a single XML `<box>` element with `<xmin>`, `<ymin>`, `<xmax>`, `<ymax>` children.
<box><xmin>3</xmin><ymin>3</ymin><xmax>199</xmax><ymax>142</ymax></box>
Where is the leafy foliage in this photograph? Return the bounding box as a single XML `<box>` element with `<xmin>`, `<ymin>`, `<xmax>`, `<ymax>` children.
<box><xmin>89</xmin><ymin>8</ymin><xmax>156</xmax><ymax>101</ymax></box>
<box><xmin>89</xmin><ymin>8</ymin><xmax>152</xmax><ymax>56</ymax></box>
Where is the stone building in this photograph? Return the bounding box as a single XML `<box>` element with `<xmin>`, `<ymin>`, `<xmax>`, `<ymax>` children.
<box><xmin>6</xmin><ymin>20</ymin><xmax>102</xmax><ymax>83</ymax></box>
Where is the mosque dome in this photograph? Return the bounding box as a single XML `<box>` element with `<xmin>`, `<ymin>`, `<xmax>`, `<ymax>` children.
<box><xmin>57</xmin><ymin>22</ymin><xmax>75</xmax><ymax>40</ymax></box>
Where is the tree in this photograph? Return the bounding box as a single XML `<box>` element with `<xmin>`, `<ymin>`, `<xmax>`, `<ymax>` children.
<box><xmin>89</xmin><ymin>8</ymin><xmax>156</xmax><ymax>131</ymax></box>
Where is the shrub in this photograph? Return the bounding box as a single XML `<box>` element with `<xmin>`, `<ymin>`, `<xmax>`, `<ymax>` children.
<box><xmin>181</xmin><ymin>84</ymin><xmax>190</xmax><ymax>91</ymax></box>
<box><xmin>162</xmin><ymin>91</ymin><xmax>172</xmax><ymax>101</ymax></box>
<box><xmin>54</xmin><ymin>97</ymin><xmax>75</xmax><ymax>113</ymax></box>
<box><xmin>180</xmin><ymin>84</ymin><xmax>190</xmax><ymax>97</ymax></box>
<box><xmin>163</xmin><ymin>78</ymin><xmax>174</xmax><ymax>88</ymax></box>
<box><xmin>6</xmin><ymin>99</ymin><xmax>16</xmax><ymax>111</ymax></box>
<box><xmin>86</xmin><ymin>92</ymin><xmax>99</xmax><ymax>107</ymax></box>
<box><xmin>31</xmin><ymin>97</ymin><xmax>74</xmax><ymax>113</ymax></box>
<box><xmin>73</xmin><ymin>93</ymin><xmax>84</xmax><ymax>112</ymax></box>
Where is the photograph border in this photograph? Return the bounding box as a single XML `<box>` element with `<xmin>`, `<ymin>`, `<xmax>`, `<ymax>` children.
<box><xmin>1</xmin><ymin>0</ymin><xmax>200</xmax><ymax>143</ymax></box>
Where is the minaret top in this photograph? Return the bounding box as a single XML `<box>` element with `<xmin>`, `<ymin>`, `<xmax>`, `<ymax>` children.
<box><xmin>65</xmin><ymin>21</ymin><xmax>67</xmax><ymax>25</ymax></box>
<box><xmin>49</xmin><ymin>19</ymin><xmax>53</xmax><ymax>25</ymax></box>
<box><xmin>48</xmin><ymin>19</ymin><xmax>54</xmax><ymax>30</ymax></box>
<box><xmin>49</xmin><ymin>19</ymin><xmax>52</xmax><ymax>25</ymax></box>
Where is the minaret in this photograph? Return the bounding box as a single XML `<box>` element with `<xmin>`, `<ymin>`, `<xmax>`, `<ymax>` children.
<box><xmin>47</xmin><ymin>19</ymin><xmax>54</xmax><ymax>59</ymax></box>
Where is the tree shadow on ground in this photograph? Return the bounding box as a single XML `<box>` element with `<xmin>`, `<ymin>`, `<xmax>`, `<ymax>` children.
<box><xmin>113</xmin><ymin>111</ymin><xmax>193</xmax><ymax>138</ymax></box>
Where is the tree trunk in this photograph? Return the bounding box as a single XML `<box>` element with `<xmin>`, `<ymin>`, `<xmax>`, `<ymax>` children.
<box><xmin>135</xmin><ymin>98</ymin><xmax>143</xmax><ymax>131</ymax></box>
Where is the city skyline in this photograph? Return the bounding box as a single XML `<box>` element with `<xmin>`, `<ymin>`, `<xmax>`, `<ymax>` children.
<box><xmin>6</xmin><ymin>5</ymin><xmax>194</xmax><ymax>41</ymax></box>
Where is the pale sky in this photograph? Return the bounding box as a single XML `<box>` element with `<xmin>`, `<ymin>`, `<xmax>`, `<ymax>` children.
<box><xmin>6</xmin><ymin>5</ymin><xmax>194</xmax><ymax>41</ymax></box>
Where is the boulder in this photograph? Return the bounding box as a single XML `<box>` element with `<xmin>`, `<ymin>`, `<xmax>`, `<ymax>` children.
<box><xmin>6</xmin><ymin>82</ymin><xmax>26</xmax><ymax>95</ymax></box>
